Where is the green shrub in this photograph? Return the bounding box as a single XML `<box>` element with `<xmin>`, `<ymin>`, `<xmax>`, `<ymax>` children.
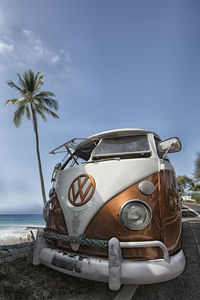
<box><xmin>191</xmin><ymin>193</ymin><xmax>200</xmax><ymax>203</ymax></box>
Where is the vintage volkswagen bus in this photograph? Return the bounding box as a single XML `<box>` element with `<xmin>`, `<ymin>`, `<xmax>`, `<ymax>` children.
<box><xmin>33</xmin><ymin>129</ymin><xmax>186</xmax><ymax>290</ymax></box>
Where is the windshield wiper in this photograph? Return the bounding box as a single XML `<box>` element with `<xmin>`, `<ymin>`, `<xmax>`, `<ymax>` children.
<box><xmin>86</xmin><ymin>157</ymin><xmax>121</xmax><ymax>163</ymax></box>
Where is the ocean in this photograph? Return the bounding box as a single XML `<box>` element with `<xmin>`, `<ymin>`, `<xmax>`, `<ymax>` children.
<box><xmin>0</xmin><ymin>214</ymin><xmax>45</xmax><ymax>245</ymax></box>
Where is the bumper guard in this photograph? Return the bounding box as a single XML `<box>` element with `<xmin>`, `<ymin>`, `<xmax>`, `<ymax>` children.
<box><xmin>33</xmin><ymin>230</ymin><xmax>186</xmax><ymax>291</ymax></box>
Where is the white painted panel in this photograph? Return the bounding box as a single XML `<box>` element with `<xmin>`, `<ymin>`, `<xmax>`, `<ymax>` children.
<box><xmin>56</xmin><ymin>157</ymin><xmax>159</xmax><ymax>238</ymax></box>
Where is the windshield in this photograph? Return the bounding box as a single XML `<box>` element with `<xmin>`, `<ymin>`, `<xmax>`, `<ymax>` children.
<box><xmin>92</xmin><ymin>135</ymin><xmax>150</xmax><ymax>157</ymax></box>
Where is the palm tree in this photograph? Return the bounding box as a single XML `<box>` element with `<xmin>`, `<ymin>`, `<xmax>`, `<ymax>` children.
<box><xmin>5</xmin><ymin>70</ymin><xmax>59</xmax><ymax>205</ymax></box>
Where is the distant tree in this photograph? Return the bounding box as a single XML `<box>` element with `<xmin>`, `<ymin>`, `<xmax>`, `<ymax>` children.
<box><xmin>190</xmin><ymin>181</ymin><xmax>200</xmax><ymax>203</ymax></box>
<box><xmin>193</xmin><ymin>152</ymin><xmax>200</xmax><ymax>183</ymax></box>
<box><xmin>190</xmin><ymin>183</ymin><xmax>200</xmax><ymax>192</ymax></box>
<box><xmin>5</xmin><ymin>70</ymin><xmax>59</xmax><ymax>205</ymax></box>
<box><xmin>176</xmin><ymin>175</ymin><xmax>194</xmax><ymax>195</ymax></box>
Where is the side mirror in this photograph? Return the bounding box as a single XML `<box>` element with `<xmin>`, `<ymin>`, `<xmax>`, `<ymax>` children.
<box><xmin>158</xmin><ymin>137</ymin><xmax>182</xmax><ymax>154</ymax></box>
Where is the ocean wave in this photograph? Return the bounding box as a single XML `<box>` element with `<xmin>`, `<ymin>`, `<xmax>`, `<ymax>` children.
<box><xmin>0</xmin><ymin>224</ymin><xmax>44</xmax><ymax>228</ymax></box>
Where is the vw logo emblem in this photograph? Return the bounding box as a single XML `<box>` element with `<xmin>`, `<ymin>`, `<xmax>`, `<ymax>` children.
<box><xmin>68</xmin><ymin>174</ymin><xmax>95</xmax><ymax>206</ymax></box>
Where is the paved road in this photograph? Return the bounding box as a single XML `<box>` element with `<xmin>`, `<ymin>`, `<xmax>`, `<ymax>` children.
<box><xmin>131</xmin><ymin>205</ymin><xmax>200</xmax><ymax>300</ymax></box>
<box><xmin>184</xmin><ymin>202</ymin><xmax>200</xmax><ymax>213</ymax></box>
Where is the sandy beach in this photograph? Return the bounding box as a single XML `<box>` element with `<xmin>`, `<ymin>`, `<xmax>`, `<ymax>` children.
<box><xmin>0</xmin><ymin>214</ymin><xmax>45</xmax><ymax>246</ymax></box>
<box><xmin>0</xmin><ymin>230</ymin><xmax>35</xmax><ymax>246</ymax></box>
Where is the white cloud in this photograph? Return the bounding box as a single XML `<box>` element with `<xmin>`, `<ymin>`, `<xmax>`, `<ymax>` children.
<box><xmin>0</xmin><ymin>41</ymin><xmax>14</xmax><ymax>54</ymax></box>
<box><xmin>21</xmin><ymin>29</ymin><xmax>69</xmax><ymax>66</ymax></box>
<box><xmin>23</xmin><ymin>29</ymin><xmax>31</xmax><ymax>36</ymax></box>
<box><xmin>18</xmin><ymin>62</ymin><xmax>25</xmax><ymax>67</ymax></box>
<box><xmin>35</xmin><ymin>45</ymin><xmax>44</xmax><ymax>57</ymax></box>
<box><xmin>0</xmin><ymin>29</ymin><xmax>71</xmax><ymax>74</ymax></box>
<box><xmin>60</xmin><ymin>48</ymin><xmax>71</xmax><ymax>63</ymax></box>
<box><xmin>51</xmin><ymin>55</ymin><xmax>60</xmax><ymax>64</ymax></box>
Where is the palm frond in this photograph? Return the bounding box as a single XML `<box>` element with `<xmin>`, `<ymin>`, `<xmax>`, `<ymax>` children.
<box><xmin>7</xmin><ymin>81</ymin><xmax>24</xmax><ymax>94</ymax></box>
<box><xmin>17</xmin><ymin>73</ymin><xmax>26</xmax><ymax>90</ymax></box>
<box><xmin>34</xmin><ymin>104</ymin><xmax>47</xmax><ymax>121</ymax></box>
<box><xmin>35</xmin><ymin>103</ymin><xmax>59</xmax><ymax>119</ymax></box>
<box><xmin>29</xmin><ymin>70</ymin><xmax>35</xmax><ymax>93</ymax></box>
<box><xmin>5</xmin><ymin>97</ymin><xmax>25</xmax><ymax>106</ymax></box>
<box><xmin>35</xmin><ymin>96</ymin><xmax>58</xmax><ymax>110</ymax></box>
<box><xmin>34</xmin><ymin>72</ymin><xmax>42</xmax><ymax>92</ymax></box>
<box><xmin>23</xmin><ymin>71</ymin><xmax>34</xmax><ymax>93</ymax></box>
<box><xmin>34</xmin><ymin>73</ymin><xmax>44</xmax><ymax>91</ymax></box>
<box><xmin>13</xmin><ymin>104</ymin><xmax>25</xmax><ymax>127</ymax></box>
<box><xmin>35</xmin><ymin>91</ymin><xmax>56</xmax><ymax>97</ymax></box>
<box><xmin>25</xmin><ymin>105</ymin><xmax>31</xmax><ymax>120</ymax></box>
<box><xmin>18</xmin><ymin>72</ymin><xmax>29</xmax><ymax>92</ymax></box>
<box><xmin>34</xmin><ymin>71</ymin><xmax>40</xmax><ymax>83</ymax></box>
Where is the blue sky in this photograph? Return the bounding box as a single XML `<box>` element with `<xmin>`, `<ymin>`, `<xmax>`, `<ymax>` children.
<box><xmin>1</xmin><ymin>0</ymin><xmax>200</xmax><ymax>213</ymax></box>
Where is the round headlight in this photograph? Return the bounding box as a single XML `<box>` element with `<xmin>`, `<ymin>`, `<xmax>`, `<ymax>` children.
<box><xmin>119</xmin><ymin>200</ymin><xmax>152</xmax><ymax>230</ymax></box>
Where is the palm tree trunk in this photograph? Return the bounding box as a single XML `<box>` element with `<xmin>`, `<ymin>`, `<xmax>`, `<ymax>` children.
<box><xmin>31</xmin><ymin>104</ymin><xmax>47</xmax><ymax>205</ymax></box>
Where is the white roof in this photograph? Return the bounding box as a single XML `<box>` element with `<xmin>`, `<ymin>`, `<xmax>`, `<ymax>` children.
<box><xmin>89</xmin><ymin>128</ymin><xmax>160</xmax><ymax>139</ymax></box>
<box><xmin>50</xmin><ymin>128</ymin><xmax>160</xmax><ymax>156</ymax></box>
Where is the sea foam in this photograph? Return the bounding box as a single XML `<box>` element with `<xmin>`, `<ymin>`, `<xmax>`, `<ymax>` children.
<box><xmin>0</xmin><ymin>226</ymin><xmax>40</xmax><ymax>245</ymax></box>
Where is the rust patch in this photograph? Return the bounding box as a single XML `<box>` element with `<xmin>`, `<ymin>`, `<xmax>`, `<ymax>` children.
<box><xmin>46</xmin><ymin>193</ymin><xmax>68</xmax><ymax>235</ymax></box>
<box><xmin>52</xmin><ymin>253</ymin><xmax>81</xmax><ymax>273</ymax></box>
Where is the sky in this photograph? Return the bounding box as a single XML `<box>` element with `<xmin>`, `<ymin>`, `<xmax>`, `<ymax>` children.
<box><xmin>0</xmin><ymin>0</ymin><xmax>200</xmax><ymax>213</ymax></box>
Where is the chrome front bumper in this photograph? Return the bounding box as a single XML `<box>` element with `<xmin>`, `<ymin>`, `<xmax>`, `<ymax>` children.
<box><xmin>33</xmin><ymin>229</ymin><xmax>186</xmax><ymax>291</ymax></box>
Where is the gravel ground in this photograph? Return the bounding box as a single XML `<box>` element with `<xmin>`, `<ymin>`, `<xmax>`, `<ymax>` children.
<box><xmin>0</xmin><ymin>255</ymin><xmax>117</xmax><ymax>300</ymax></box>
